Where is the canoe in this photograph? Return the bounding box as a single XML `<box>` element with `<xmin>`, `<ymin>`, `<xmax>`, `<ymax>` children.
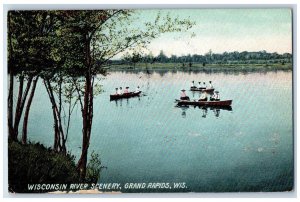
<box><xmin>176</xmin><ymin>99</ymin><xmax>232</xmax><ymax>107</ymax></box>
<box><xmin>190</xmin><ymin>86</ymin><xmax>206</xmax><ymax>91</ymax></box>
<box><xmin>190</xmin><ymin>87</ymin><xmax>214</xmax><ymax>93</ymax></box>
<box><xmin>110</xmin><ymin>91</ymin><xmax>141</xmax><ymax>100</ymax></box>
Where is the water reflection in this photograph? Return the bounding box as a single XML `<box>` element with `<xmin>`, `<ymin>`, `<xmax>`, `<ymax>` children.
<box><xmin>202</xmin><ymin>107</ymin><xmax>208</xmax><ymax>118</ymax></box>
<box><xmin>176</xmin><ymin>105</ymin><xmax>232</xmax><ymax>118</ymax></box>
<box><xmin>213</xmin><ymin>108</ymin><xmax>220</xmax><ymax>117</ymax></box>
<box><xmin>112</xmin><ymin>96</ymin><xmax>142</xmax><ymax>107</ymax></box>
<box><xmin>180</xmin><ymin>106</ymin><xmax>189</xmax><ymax>118</ymax></box>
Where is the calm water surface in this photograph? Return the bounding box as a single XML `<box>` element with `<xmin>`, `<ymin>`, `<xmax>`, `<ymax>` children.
<box><xmin>23</xmin><ymin>70</ymin><xmax>293</xmax><ymax>192</ymax></box>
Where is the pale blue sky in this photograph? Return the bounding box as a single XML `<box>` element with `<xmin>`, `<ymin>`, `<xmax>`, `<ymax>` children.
<box><xmin>122</xmin><ymin>9</ymin><xmax>292</xmax><ymax>57</ymax></box>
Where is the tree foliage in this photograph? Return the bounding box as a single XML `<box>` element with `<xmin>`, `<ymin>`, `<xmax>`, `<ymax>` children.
<box><xmin>111</xmin><ymin>50</ymin><xmax>293</xmax><ymax>65</ymax></box>
<box><xmin>8</xmin><ymin>9</ymin><xmax>195</xmax><ymax>181</ymax></box>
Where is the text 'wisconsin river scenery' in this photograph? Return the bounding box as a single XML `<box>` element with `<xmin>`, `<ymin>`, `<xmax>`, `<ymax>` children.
<box><xmin>7</xmin><ymin>9</ymin><xmax>293</xmax><ymax>193</ymax></box>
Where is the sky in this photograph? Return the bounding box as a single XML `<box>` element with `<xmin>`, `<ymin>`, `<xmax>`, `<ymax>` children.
<box><xmin>120</xmin><ymin>9</ymin><xmax>292</xmax><ymax>58</ymax></box>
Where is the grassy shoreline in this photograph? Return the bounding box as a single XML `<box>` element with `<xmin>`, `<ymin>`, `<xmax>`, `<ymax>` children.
<box><xmin>8</xmin><ymin>140</ymin><xmax>102</xmax><ymax>193</ymax></box>
<box><xmin>107</xmin><ymin>63</ymin><xmax>292</xmax><ymax>72</ymax></box>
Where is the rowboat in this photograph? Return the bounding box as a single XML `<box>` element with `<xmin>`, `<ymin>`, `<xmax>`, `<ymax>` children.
<box><xmin>190</xmin><ymin>86</ymin><xmax>205</xmax><ymax>91</ymax></box>
<box><xmin>190</xmin><ymin>87</ymin><xmax>214</xmax><ymax>93</ymax></box>
<box><xmin>176</xmin><ymin>99</ymin><xmax>232</xmax><ymax>107</ymax></box>
<box><xmin>110</xmin><ymin>91</ymin><xmax>142</xmax><ymax>100</ymax></box>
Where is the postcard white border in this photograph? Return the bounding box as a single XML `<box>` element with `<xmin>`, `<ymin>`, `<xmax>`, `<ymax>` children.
<box><xmin>1</xmin><ymin>1</ymin><xmax>299</xmax><ymax>201</ymax></box>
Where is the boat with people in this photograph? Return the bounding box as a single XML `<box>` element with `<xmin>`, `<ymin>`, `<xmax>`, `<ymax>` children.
<box><xmin>110</xmin><ymin>91</ymin><xmax>142</xmax><ymax>100</ymax></box>
<box><xmin>190</xmin><ymin>86</ymin><xmax>206</xmax><ymax>91</ymax></box>
<box><xmin>176</xmin><ymin>99</ymin><xmax>232</xmax><ymax>107</ymax></box>
<box><xmin>190</xmin><ymin>81</ymin><xmax>214</xmax><ymax>92</ymax></box>
<box><xmin>190</xmin><ymin>87</ymin><xmax>214</xmax><ymax>93</ymax></box>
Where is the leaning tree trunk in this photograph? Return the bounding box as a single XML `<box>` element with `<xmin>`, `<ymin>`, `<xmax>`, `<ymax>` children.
<box><xmin>8</xmin><ymin>72</ymin><xmax>14</xmax><ymax>139</ymax></box>
<box><xmin>22</xmin><ymin>76</ymin><xmax>39</xmax><ymax>144</ymax></box>
<box><xmin>12</xmin><ymin>75</ymin><xmax>24</xmax><ymax>141</ymax></box>
<box><xmin>12</xmin><ymin>76</ymin><xmax>33</xmax><ymax>141</ymax></box>
<box><xmin>77</xmin><ymin>35</ymin><xmax>94</xmax><ymax>181</ymax></box>
<box><xmin>7</xmin><ymin>12</ymin><xmax>14</xmax><ymax>139</ymax></box>
<box><xmin>44</xmin><ymin>79</ymin><xmax>60</xmax><ymax>151</ymax></box>
<box><xmin>77</xmin><ymin>73</ymin><xmax>94</xmax><ymax>181</ymax></box>
<box><xmin>44</xmin><ymin>78</ymin><xmax>67</xmax><ymax>154</ymax></box>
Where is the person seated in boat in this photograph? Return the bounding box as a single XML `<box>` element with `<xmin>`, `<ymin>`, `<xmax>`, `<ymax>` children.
<box><xmin>180</xmin><ymin>89</ymin><xmax>190</xmax><ymax>100</ymax></box>
<box><xmin>135</xmin><ymin>86</ymin><xmax>140</xmax><ymax>93</ymax></box>
<box><xmin>118</xmin><ymin>87</ymin><xmax>122</xmax><ymax>95</ymax></box>
<box><xmin>210</xmin><ymin>92</ymin><xmax>216</xmax><ymax>101</ymax></box>
<box><xmin>211</xmin><ymin>91</ymin><xmax>220</xmax><ymax>101</ymax></box>
<box><xmin>207</xmin><ymin>81</ymin><xmax>214</xmax><ymax>89</ymax></box>
<box><xmin>198</xmin><ymin>82</ymin><xmax>202</xmax><ymax>89</ymax></box>
<box><xmin>203</xmin><ymin>82</ymin><xmax>206</xmax><ymax>89</ymax></box>
<box><xmin>115</xmin><ymin>88</ymin><xmax>119</xmax><ymax>95</ymax></box>
<box><xmin>199</xmin><ymin>92</ymin><xmax>208</xmax><ymax>101</ymax></box>
<box><xmin>124</xmin><ymin>87</ymin><xmax>129</xmax><ymax>94</ymax></box>
<box><xmin>190</xmin><ymin>81</ymin><xmax>196</xmax><ymax>88</ymax></box>
<box><xmin>214</xmin><ymin>91</ymin><xmax>220</xmax><ymax>101</ymax></box>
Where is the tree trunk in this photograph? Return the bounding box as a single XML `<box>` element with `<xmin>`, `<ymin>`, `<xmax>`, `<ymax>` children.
<box><xmin>8</xmin><ymin>12</ymin><xmax>14</xmax><ymax>140</ymax></box>
<box><xmin>12</xmin><ymin>76</ymin><xmax>33</xmax><ymax>141</ymax></box>
<box><xmin>8</xmin><ymin>72</ymin><xmax>14</xmax><ymax>139</ymax></box>
<box><xmin>44</xmin><ymin>79</ymin><xmax>60</xmax><ymax>151</ymax></box>
<box><xmin>77</xmin><ymin>35</ymin><xmax>94</xmax><ymax>181</ymax></box>
<box><xmin>22</xmin><ymin>76</ymin><xmax>39</xmax><ymax>144</ymax></box>
<box><xmin>44</xmin><ymin>78</ymin><xmax>66</xmax><ymax>154</ymax></box>
<box><xmin>77</xmin><ymin>74</ymin><xmax>92</xmax><ymax>181</ymax></box>
<box><xmin>12</xmin><ymin>75</ymin><xmax>24</xmax><ymax>140</ymax></box>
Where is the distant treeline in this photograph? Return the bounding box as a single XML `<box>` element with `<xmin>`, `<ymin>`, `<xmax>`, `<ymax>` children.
<box><xmin>110</xmin><ymin>50</ymin><xmax>292</xmax><ymax>65</ymax></box>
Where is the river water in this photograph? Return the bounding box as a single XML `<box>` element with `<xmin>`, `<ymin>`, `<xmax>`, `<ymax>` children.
<box><xmin>20</xmin><ymin>69</ymin><xmax>293</xmax><ymax>192</ymax></box>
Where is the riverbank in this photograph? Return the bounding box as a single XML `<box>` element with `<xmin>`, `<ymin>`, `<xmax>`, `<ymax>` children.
<box><xmin>8</xmin><ymin>140</ymin><xmax>80</xmax><ymax>193</ymax></box>
<box><xmin>8</xmin><ymin>140</ymin><xmax>103</xmax><ymax>193</ymax></box>
<box><xmin>107</xmin><ymin>62</ymin><xmax>292</xmax><ymax>72</ymax></box>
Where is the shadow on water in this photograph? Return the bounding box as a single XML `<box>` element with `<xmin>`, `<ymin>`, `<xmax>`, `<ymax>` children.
<box><xmin>176</xmin><ymin>105</ymin><xmax>232</xmax><ymax>118</ymax></box>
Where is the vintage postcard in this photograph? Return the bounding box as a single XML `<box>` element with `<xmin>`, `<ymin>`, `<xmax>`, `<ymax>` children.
<box><xmin>6</xmin><ymin>8</ymin><xmax>293</xmax><ymax>194</ymax></box>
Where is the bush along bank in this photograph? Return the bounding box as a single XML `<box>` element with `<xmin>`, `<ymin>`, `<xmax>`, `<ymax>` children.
<box><xmin>8</xmin><ymin>140</ymin><xmax>104</xmax><ymax>193</ymax></box>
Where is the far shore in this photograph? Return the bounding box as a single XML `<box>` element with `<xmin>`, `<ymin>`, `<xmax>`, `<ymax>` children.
<box><xmin>106</xmin><ymin>62</ymin><xmax>292</xmax><ymax>72</ymax></box>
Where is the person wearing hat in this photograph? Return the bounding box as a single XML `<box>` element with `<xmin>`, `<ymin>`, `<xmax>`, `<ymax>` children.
<box><xmin>198</xmin><ymin>82</ymin><xmax>202</xmax><ymax>89</ymax></box>
<box><xmin>115</xmin><ymin>87</ymin><xmax>119</xmax><ymax>95</ymax></box>
<box><xmin>190</xmin><ymin>80</ymin><xmax>196</xmax><ymax>88</ymax></box>
<box><xmin>210</xmin><ymin>91</ymin><xmax>220</xmax><ymax>101</ymax></box>
<box><xmin>118</xmin><ymin>87</ymin><xmax>123</xmax><ymax>94</ymax></box>
<box><xmin>215</xmin><ymin>91</ymin><xmax>220</xmax><ymax>101</ymax></box>
<box><xmin>199</xmin><ymin>91</ymin><xmax>208</xmax><ymax>101</ymax></box>
<box><xmin>180</xmin><ymin>89</ymin><xmax>190</xmax><ymax>100</ymax></box>
<box><xmin>135</xmin><ymin>86</ymin><xmax>141</xmax><ymax>93</ymax></box>
<box><xmin>124</xmin><ymin>86</ymin><xmax>129</xmax><ymax>94</ymax></box>
<box><xmin>135</xmin><ymin>86</ymin><xmax>140</xmax><ymax>93</ymax></box>
<box><xmin>208</xmin><ymin>81</ymin><xmax>214</xmax><ymax>89</ymax></box>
